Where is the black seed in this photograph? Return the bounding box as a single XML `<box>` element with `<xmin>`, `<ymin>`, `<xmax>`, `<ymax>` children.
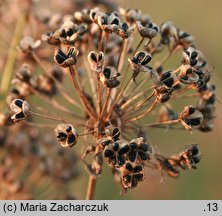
<box><xmin>91</xmin><ymin>12</ymin><xmax>96</xmax><ymax>19</ymax></box>
<box><xmin>123</xmin><ymin>175</ymin><xmax>131</xmax><ymax>183</ymax></box>
<box><xmin>164</xmin><ymin>77</ymin><xmax>174</xmax><ymax>88</ymax></box>
<box><xmin>125</xmin><ymin>162</ymin><xmax>133</xmax><ymax>172</ymax></box>
<box><xmin>55</xmin><ymin>50</ymin><xmax>67</xmax><ymax>64</ymax></box>
<box><xmin>15</xmin><ymin>112</ymin><xmax>25</xmax><ymax>120</ymax></box>
<box><xmin>112</xmin><ymin>128</ymin><xmax>120</xmax><ymax>140</ymax></box>
<box><xmin>179</xmin><ymin>76</ymin><xmax>189</xmax><ymax>84</ymax></box>
<box><xmin>184</xmin><ymin>119</ymin><xmax>191</xmax><ymax>125</ymax></box>
<box><xmin>199</xmin><ymin>84</ymin><xmax>207</xmax><ymax>91</ymax></box>
<box><xmin>160</xmin><ymin>93</ymin><xmax>170</xmax><ymax>103</ymax></box>
<box><xmin>133</xmin><ymin>173</ymin><xmax>144</xmax><ymax>181</ymax></box>
<box><xmin>186</xmin><ymin>68</ymin><xmax>193</xmax><ymax>75</ymax></box>
<box><xmin>109</xmin><ymin>156</ymin><xmax>116</xmax><ymax>165</ymax></box>
<box><xmin>113</xmin><ymin>142</ymin><xmax>119</xmax><ymax>151</ymax></box>
<box><xmin>104</xmin><ymin>149</ymin><xmax>114</xmax><ymax>157</ymax></box>
<box><xmin>191</xmin><ymin>51</ymin><xmax>198</xmax><ymax>59</ymax></box>
<box><xmin>190</xmin><ymin>145</ymin><xmax>199</xmax><ymax>155</ymax></box>
<box><xmin>190</xmin><ymin>58</ymin><xmax>197</xmax><ymax>66</ymax></box>
<box><xmin>128</xmin><ymin>150</ymin><xmax>137</xmax><ymax>162</ymax></box>
<box><xmin>131</xmin><ymin>178</ymin><xmax>138</xmax><ymax>187</ymax></box>
<box><xmin>122</xmin><ymin>23</ymin><xmax>129</xmax><ymax>31</ymax></box>
<box><xmin>139</xmin><ymin>143</ymin><xmax>149</xmax><ymax>151</ymax></box>
<box><xmin>131</xmin><ymin>57</ymin><xmax>138</xmax><ymax>64</ymax></box>
<box><xmin>105</xmin><ymin>80</ymin><xmax>120</xmax><ymax>88</ymax></box>
<box><xmin>180</xmin><ymin>32</ymin><xmax>190</xmax><ymax>39</ymax></box>
<box><xmin>190</xmin><ymin>118</ymin><xmax>201</xmax><ymax>126</ymax></box>
<box><xmin>201</xmin><ymin>60</ymin><xmax>207</xmax><ymax>67</ymax></box>
<box><xmin>153</xmin><ymin>26</ymin><xmax>159</xmax><ymax>32</ymax></box>
<box><xmin>57</xmin><ymin>132</ymin><xmax>67</xmax><ymax>141</ymax></box>
<box><xmin>135</xmin><ymin>52</ymin><xmax>146</xmax><ymax>63</ymax></box>
<box><xmin>208</xmin><ymin>95</ymin><xmax>216</xmax><ymax>104</ymax></box>
<box><xmin>192</xmin><ymin>156</ymin><xmax>201</xmax><ymax>164</ymax></box>
<box><xmin>148</xmin><ymin>23</ymin><xmax>153</xmax><ymax>28</ymax></box>
<box><xmin>141</xmin><ymin>55</ymin><xmax>152</xmax><ymax>65</ymax></box>
<box><xmin>163</xmin><ymin>160</ymin><xmax>177</xmax><ymax>172</ymax></box>
<box><xmin>117</xmin><ymin>155</ymin><xmax>125</xmax><ymax>166</ymax></box>
<box><xmin>67</xmin><ymin>134</ymin><xmax>76</xmax><ymax>145</ymax></box>
<box><xmin>103</xmin><ymin>67</ymin><xmax>111</xmax><ymax>79</ymax></box>
<box><xmin>161</xmin><ymin>71</ymin><xmax>171</xmax><ymax>80</ymax></box>
<box><xmin>60</xmin><ymin>29</ymin><xmax>67</xmax><ymax>38</ymax></box>
<box><xmin>101</xmin><ymin>16</ymin><xmax>108</xmax><ymax>25</ymax></box>
<box><xmin>14</xmin><ymin>99</ymin><xmax>23</xmax><ymax>108</ymax></box>
<box><xmin>188</xmin><ymin>106</ymin><xmax>196</xmax><ymax>115</ymax></box>
<box><xmin>66</xmin><ymin>28</ymin><xmax>74</xmax><ymax>37</ymax></box>
<box><xmin>66</xmin><ymin>125</ymin><xmax>72</xmax><ymax>133</ymax></box>
<box><xmin>100</xmin><ymin>140</ymin><xmax>111</xmax><ymax>147</ymax></box>
<box><xmin>98</xmin><ymin>52</ymin><xmax>103</xmax><ymax>61</ymax></box>
<box><xmin>195</xmin><ymin>70</ymin><xmax>203</xmax><ymax>76</ymax></box>
<box><xmin>90</xmin><ymin>52</ymin><xmax>97</xmax><ymax>62</ymax></box>
<box><xmin>11</xmin><ymin>88</ymin><xmax>20</xmax><ymax>94</ymax></box>
<box><xmin>197</xmin><ymin>80</ymin><xmax>205</xmax><ymax>88</ymax></box>
<box><xmin>111</xmin><ymin>18</ymin><xmax>119</xmax><ymax>25</ymax></box>
<box><xmin>139</xmin><ymin>151</ymin><xmax>148</xmax><ymax>160</ymax></box>
<box><xmin>129</xmin><ymin>142</ymin><xmax>137</xmax><ymax>149</ymax></box>
<box><xmin>185</xmin><ymin>51</ymin><xmax>190</xmax><ymax>56</ymax></box>
<box><xmin>118</xmin><ymin>145</ymin><xmax>130</xmax><ymax>155</ymax></box>
<box><xmin>67</xmin><ymin>47</ymin><xmax>75</xmax><ymax>57</ymax></box>
<box><xmin>133</xmin><ymin>165</ymin><xmax>143</xmax><ymax>173</ymax></box>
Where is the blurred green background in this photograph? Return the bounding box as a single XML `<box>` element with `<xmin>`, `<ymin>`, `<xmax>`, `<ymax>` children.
<box><xmin>1</xmin><ymin>0</ymin><xmax>222</xmax><ymax>200</ymax></box>
<box><xmin>77</xmin><ymin>0</ymin><xmax>222</xmax><ymax>199</ymax></box>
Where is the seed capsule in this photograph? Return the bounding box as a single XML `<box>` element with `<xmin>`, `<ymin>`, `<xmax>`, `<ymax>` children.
<box><xmin>54</xmin><ymin>124</ymin><xmax>78</xmax><ymax>147</ymax></box>
<box><xmin>10</xmin><ymin>99</ymin><xmax>31</xmax><ymax>122</ymax></box>
<box><xmin>54</xmin><ymin>47</ymin><xmax>79</xmax><ymax>68</ymax></box>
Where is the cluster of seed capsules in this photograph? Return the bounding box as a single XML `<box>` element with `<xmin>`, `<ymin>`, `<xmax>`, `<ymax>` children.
<box><xmin>100</xmin><ymin>127</ymin><xmax>201</xmax><ymax>192</ymax></box>
<box><xmin>5</xmin><ymin>4</ymin><xmax>216</xmax><ymax>195</ymax></box>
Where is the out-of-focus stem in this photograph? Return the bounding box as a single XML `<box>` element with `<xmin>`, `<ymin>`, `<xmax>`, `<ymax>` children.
<box><xmin>0</xmin><ymin>13</ymin><xmax>26</xmax><ymax>112</ymax></box>
<box><xmin>86</xmin><ymin>176</ymin><xmax>97</xmax><ymax>200</ymax></box>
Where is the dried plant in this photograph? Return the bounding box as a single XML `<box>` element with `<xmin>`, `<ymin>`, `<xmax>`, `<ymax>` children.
<box><xmin>0</xmin><ymin>0</ymin><xmax>216</xmax><ymax>199</ymax></box>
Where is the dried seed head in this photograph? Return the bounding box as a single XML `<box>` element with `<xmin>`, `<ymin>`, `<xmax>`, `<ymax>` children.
<box><xmin>54</xmin><ymin>47</ymin><xmax>79</xmax><ymax>68</ymax></box>
<box><xmin>121</xmin><ymin>162</ymin><xmax>145</xmax><ymax>189</ymax></box>
<box><xmin>160</xmin><ymin>21</ymin><xmax>178</xmax><ymax>45</ymax></box>
<box><xmin>16</xmin><ymin>64</ymin><xmax>32</xmax><ymax>83</ymax></box>
<box><xmin>179</xmin><ymin>144</ymin><xmax>201</xmax><ymax>169</ymax></box>
<box><xmin>180</xmin><ymin>105</ymin><xmax>203</xmax><ymax>131</ymax></box>
<box><xmin>136</xmin><ymin>21</ymin><xmax>159</xmax><ymax>39</ymax></box>
<box><xmin>127</xmin><ymin>137</ymin><xmax>153</xmax><ymax>162</ymax></box>
<box><xmin>104</xmin><ymin>140</ymin><xmax>130</xmax><ymax>167</ymax></box>
<box><xmin>101</xmin><ymin>66</ymin><xmax>121</xmax><ymax>88</ymax></box>
<box><xmin>54</xmin><ymin>124</ymin><xmax>78</xmax><ymax>148</ymax></box>
<box><xmin>42</xmin><ymin>32</ymin><xmax>61</xmax><ymax>45</ymax></box>
<box><xmin>129</xmin><ymin>51</ymin><xmax>153</xmax><ymax>81</ymax></box>
<box><xmin>178</xmin><ymin>30</ymin><xmax>194</xmax><ymax>48</ymax></box>
<box><xmin>120</xmin><ymin>8</ymin><xmax>142</xmax><ymax>23</ymax></box>
<box><xmin>105</xmin><ymin>126</ymin><xmax>121</xmax><ymax>141</ymax></box>
<box><xmin>155</xmin><ymin>154</ymin><xmax>180</xmax><ymax>178</ymax></box>
<box><xmin>87</xmin><ymin>51</ymin><xmax>105</xmax><ymax>72</ymax></box>
<box><xmin>10</xmin><ymin>99</ymin><xmax>31</xmax><ymax>122</ymax></box>
<box><xmin>155</xmin><ymin>86</ymin><xmax>173</xmax><ymax>103</ymax></box>
<box><xmin>160</xmin><ymin>71</ymin><xmax>175</xmax><ymax>88</ymax></box>
<box><xmin>182</xmin><ymin>47</ymin><xmax>207</xmax><ymax>69</ymax></box>
<box><xmin>18</xmin><ymin>36</ymin><xmax>41</xmax><ymax>53</ymax></box>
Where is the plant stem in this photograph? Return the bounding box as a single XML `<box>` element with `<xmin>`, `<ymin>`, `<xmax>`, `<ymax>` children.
<box><xmin>86</xmin><ymin>176</ymin><xmax>97</xmax><ymax>200</ymax></box>
<box><xmin>0</xmin><ymin>13</ymin><xmax>26</xmax><ymax>112</ymax></box>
